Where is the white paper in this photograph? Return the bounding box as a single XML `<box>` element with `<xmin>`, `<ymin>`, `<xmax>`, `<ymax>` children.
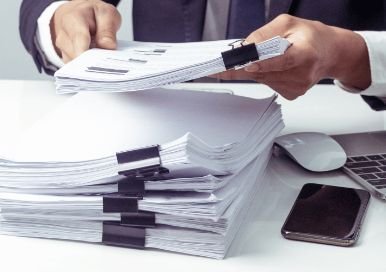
<box><xmin>55</xmin><ymin>37</ymin><xmax>290</xmax><ymax>93</ymax></box>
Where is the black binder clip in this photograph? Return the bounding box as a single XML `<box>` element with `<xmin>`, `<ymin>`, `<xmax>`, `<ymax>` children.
<box><xmin>121</xmin><ymin>211</ymin><xmax>156</xmax><ymax>228</ymax></box>
<box><xmin>103</xmin><ymin>194</ymin><xmax>142</xmax><ymax>213</ymax></box>
<box><xmin>117</xmin><ymin>177</ymin><xmax>146</xmax><ymax>196</ymax></box>
<box><xmin>221</xmin><ymin>39</ymin><xmax>260</xmax><ymax>70</ymax></box>
<box><xmin>102</xmin><ymin>221</ymin><xmax>146</xmax><ymax>249</ymax></box>
<box><xmin>228</xmin><ymin>39</ymin><xmax>245</xmax><ymax>49</ymax></box>
<box><xmin>116</xmin><ymin>145</ymin><xmax>169</xmax><ymax>178</ymax></box>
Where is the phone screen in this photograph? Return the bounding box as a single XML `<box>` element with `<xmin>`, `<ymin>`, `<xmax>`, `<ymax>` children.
<box><xmin>281</xmin><ymin>183</ymin><xmax>370</xmax><ymax>246</ymax></box>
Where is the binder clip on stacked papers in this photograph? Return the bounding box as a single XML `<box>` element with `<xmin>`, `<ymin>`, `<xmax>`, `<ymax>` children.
<box><xmin>0</xmin><ymin>89</ymin><xmax>284</xmax><ymax>259</ymax></box>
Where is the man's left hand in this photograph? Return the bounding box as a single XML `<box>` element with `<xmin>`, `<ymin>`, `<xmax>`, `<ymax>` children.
<box><xmin>214</xmin><ymin>14</ymin><xmax>371</xmax><ymax>100</ymax></box>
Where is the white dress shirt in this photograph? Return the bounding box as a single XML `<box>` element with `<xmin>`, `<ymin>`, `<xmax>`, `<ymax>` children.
<box><xmin>36</xmin><ymin>1</ymin><xmax>67</xmax><ymax>69</ymax></box>
<box><xmin>350</xmin><ymin>32</ymin><xmax>386</xmax><ymax>97</ymax></box>
<box><xmin>35</xmin><ymin>1</ymin><xmax>386</xmax><ymax>99</ymax></box>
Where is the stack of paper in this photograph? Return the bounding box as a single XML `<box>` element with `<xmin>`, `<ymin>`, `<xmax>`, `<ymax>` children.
<box><xmin>0</xmin><ymin>89</ymin><xmax>283</xmax><ymax>258</ymax></box>
<box><xmin>55</xmin><ymin>37</ymin><xmax>291</xmax><ymax>93</ymax></box>
<box><xmin>0</xmin><ymin>149</ymin><xmax>272</xmax><ymax>259</ymax></box>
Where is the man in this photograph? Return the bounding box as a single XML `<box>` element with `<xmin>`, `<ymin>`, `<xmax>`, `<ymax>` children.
<box><xmin>20</xmin><ymin>0</ymin><xmax>386</xmax><ymax>108</ymax></box>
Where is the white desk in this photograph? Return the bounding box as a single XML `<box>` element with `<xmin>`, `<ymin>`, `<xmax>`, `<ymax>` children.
<box><xmin>0</xmin><ymin>80</ymin><xmax>385</xmax><ymax>272</ymax></box>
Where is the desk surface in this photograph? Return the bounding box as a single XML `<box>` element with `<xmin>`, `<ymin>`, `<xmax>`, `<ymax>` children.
<box><xmin>0</xmin><ymin>80</ymin><xmax>385</xmax><ymax>272</ymax></box>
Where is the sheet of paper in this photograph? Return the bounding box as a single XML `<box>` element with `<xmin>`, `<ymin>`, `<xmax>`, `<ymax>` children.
<box><xmin>56</xmin><ymin>40</ymin><xmax>231</xmax><ymax>82</ymax></box>
<box><xmin>7</xmin><ymin>89</ymin><xmax>277</xmax><ymax>161</ymax></box>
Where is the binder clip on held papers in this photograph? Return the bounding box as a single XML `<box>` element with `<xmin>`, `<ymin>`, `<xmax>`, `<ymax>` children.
<box><xmin>221</xmin><ymin>36</ymin><xmax>291</xmax><ymax>70</ymax></box>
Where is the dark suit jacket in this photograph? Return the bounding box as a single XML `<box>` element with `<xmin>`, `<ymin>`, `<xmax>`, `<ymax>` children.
<box><xmin>19</xmin><ymin>0</ymin><xmax>386</xmax><ymax>107</ymax></box>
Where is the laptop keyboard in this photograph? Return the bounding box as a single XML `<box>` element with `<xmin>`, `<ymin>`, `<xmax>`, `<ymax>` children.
<box><xmin>344</xmin><ymin>154</ymin><xmax>386</xmax><ymax>192</ymax></box>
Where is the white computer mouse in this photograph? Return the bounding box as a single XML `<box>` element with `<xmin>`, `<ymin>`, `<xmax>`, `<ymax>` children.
<box><xmin>274</xmin><ymin>132</ymin><xmax>347</xmax><ymax>172</ymax></box>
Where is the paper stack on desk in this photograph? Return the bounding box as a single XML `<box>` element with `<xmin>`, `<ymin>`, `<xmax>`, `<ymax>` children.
<box><xmin>0</xmin><ymin>89</ymin><xmax>284</xmax><ymax>259</ymax></box>
<box><xmin>55</xmin><ymin>37</ymin><xmax>291</xmax><ymax>93</ymax></box>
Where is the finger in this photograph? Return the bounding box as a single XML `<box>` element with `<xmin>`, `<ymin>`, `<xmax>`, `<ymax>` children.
<box><xmin>247</xmin><ymin>47</ymin><xmax>298</xmax><ymax>73</ymax></box>
<box><xmin>247</xmin><ymin>68</ymin><xmax>308</xmax><ymax>84</ymax></box>
<box><xmin>61</xmin><ymin>51</ymin><xmax>71</xmax><ymax>64</ymax></box>
<box><xmin>55</xmin><ymin>32</ymin><xmax>75</xmax><ymax>61</ymax></box>
<box><xmin>264</xmin><ymin>82</ymin><xmax>304</xmax><ymax>100</ymax></box>
<box><xmin>213</xmin><ymin>70</ymin><xmax>303</xmax><ymax>100</ymax></box>
<box><xmin>255</xmin><ymin>70</ymin><xmax>312</xmax><ymax>100</ymax></box>
<box><xmin>60</xmin><ymin>12</ymin><xmax>91</xmax><ymax>59</ymax></box>
<box><xmin>211</xmin><ymin>69</ymin><xmax>258</xmax><ymax>81</ymax></box>
<box><xmin>214</xmin><ymin>67</ymin><xmax>291</xmax><ymax>82</ymax></box>
<box><xmin>245</xmin><ymin>14</ymin><xmax>296</xmax><ymax>44</ymax></box>
<box><xmin>244</xmin><ymin>62</ymin><xmax>260</xmax><ymax>72</ymax></box>
<box><xmin>94</xmin><ymin>3</ymin><xmax>121</xmax><ymax>49</ymax></box>
<box><xmin>71</xmin><ymin>29</ymin><xmax>91</xmax><ymax>57</ymax></box>
<box><xmin>253</xmin><ymin>72</ymin><xmax>294</xmax><ymax>85</ymax></box>
<box><xmin>241</xmin><ymin>15</ymin><xmax>300</xmax><ymax>73</ymax></box>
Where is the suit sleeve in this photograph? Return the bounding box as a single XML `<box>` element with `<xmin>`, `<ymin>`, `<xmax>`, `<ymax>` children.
<box><xmin>19</xmin><ymin>0</ymin><xmax>121</xmax><ymax>75</ymax></box>
<box><xmin>361</xmin><ymin>96</ymin><xmax>386</xmax><ymax>111</ymax></box>
<box><xmin>19</xmin><ymin>0</ymin><xmax>59</xmax><ymax>74</ymax></box>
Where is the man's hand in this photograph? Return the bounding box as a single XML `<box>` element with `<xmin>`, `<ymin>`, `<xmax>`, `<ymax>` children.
<box><xmin>51</xmin><ymin>0</ymin><xmax>122</xmax><ymax>63</ymax></box>
<box><xmin>215</xmin><ymin>14</ymin><xmax>371</xmax><ymax>100</ymax></box>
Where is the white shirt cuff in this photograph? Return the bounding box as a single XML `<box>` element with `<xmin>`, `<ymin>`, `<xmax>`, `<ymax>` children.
<box><xmin>335</xmin><ymin>31</ymin><xmax>386</xmax><ymax>97</ymax></box>
<box><xmin>36</xmin><ymin>1</ymin><xmax>68</xmax><ymax>69</ymax></box>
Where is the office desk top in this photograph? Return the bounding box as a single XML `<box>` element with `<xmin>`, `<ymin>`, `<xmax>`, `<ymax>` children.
<box><xmin>0</xmin><ymin>80</ymin><xmax>385</xmax><ymax>272</ymax></box>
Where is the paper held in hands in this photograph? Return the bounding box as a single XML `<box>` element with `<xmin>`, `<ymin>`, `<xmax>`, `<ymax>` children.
<box><xmin>54</xmin><ymin>36</ymin><xmax>291</xmax><ymax>93</ymax></box>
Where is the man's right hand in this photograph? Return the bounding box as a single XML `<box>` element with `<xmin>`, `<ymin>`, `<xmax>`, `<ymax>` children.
<box><xmin>51</xmin><ymin>0</ymin><xmax>122</xmax><ymax>63</ymax></box>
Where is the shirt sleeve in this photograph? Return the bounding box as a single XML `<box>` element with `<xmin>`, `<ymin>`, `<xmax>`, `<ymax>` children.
<box><xmin>35</xmin><ymin>1</ymin><xmax>68</xmax><ymax>71</ymax></box>
<box><xmin>356</xmin><ymin>31</ymin><xmax>386</xmax><ymax>96</ymax></box>
<box><xmin>334</xmin><ymin>31</ymin><xmax>386</xmax><ymax>111</ymax></box>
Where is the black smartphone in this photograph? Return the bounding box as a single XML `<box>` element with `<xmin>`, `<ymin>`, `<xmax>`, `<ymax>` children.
<box><xmin>281</xmin><ymin>183</ymin><xmax>370</xmax><ymax>246</ymax></box>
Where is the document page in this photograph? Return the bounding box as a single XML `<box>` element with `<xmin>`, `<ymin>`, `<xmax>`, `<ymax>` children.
<box><xmin>56</xmin><ymin>40</ymin><xmax>231</xmax><ymax>82</ymax></box>
<box><xmin>9</xmin><ymin>89</ymin><xmax>276</xmax><ymax>161</ymax></box>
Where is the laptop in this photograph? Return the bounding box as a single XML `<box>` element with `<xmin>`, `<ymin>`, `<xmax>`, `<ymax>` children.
<box><xmin>332</xmin><ymin>131</ymin><xmax>386</xmax><ymax>200</ymax></box>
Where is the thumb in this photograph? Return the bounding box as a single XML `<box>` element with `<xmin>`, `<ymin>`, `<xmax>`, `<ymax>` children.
<box><xmin>244</xmin><ymin>14</ymin><xmax>296</xmax><ymax>44</ymax></box>
<box><xmin>94</xmin><ymin>3</ymin><xmax>121</xmax><ymax>49</ymax></box>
